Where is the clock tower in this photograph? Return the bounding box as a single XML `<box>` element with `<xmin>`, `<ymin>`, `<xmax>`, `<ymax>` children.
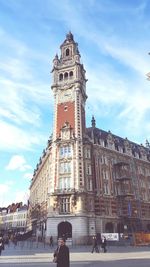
<box><xmin>47</xmin><ymin>32</ymin><xmax>95</xmax><ymax>244</ymax></box>
<box><xmin>51</xmin><ymin>31</ymin><xmax>87</xmax><ymax>141</ymax></box>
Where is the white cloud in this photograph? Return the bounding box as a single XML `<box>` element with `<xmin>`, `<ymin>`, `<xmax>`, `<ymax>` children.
<box><xmin>0</xmin><ymin>184</ymin><xmax>10</xmax><ymax>194</ymax></box>
<box><xmin>0</xmin><ymin>26</ymin><xmax>28</xmax><ymax>57</ymax></box>
<box><xmin>0</xmin><ymin>183</ymin><xmax>29</xmax><ymax>207</ymax></box>
<box><xmin>14</xmin><ymin>190</ymin><xmax>29</xmax><ymax>204</ymax></box>
<box><xmin>0</xmin><ymin>120</ymin><xmax>45</xmax><ymax>151</ymax></box>
<box><xmin>0</xmin><ymin>58</ymin><xmax>33</xmax><ymax>80</ymax></box>
<box><xmin>85</xmin><ymin>58</ymin><xmax>150</xmax><ymax>143</ymax></box>
<box><xmin>6</xmin><ymin>155</ymin><xmax>32</xmax><ymax>172</ymax></box>
<box><xmin>0</xmin><ymin>27</ymin><xmax>51</xmax><ymax>131</ymax></box>
<box><xmin>103</xmin><ymin>43</ymin><xmax>150</xmax><ymax>76</ymax></box>
<box><xmin>0</xmin><ymin>75</ymin><xmax>47</xmax><ymax>127</ymax></box>
<box><xmin>0</xmin><ymin>183</ymin><xmax>11</xmax><ymax>207</ymax></box>
<box><xmin>86</xmin><ymin>65</ymin><xmax>126</xmax><ymax>105</ymax></box>
<box><xmin>23</xmin><ymin>173</ymin><xmax>33</xmax><ymax>180</ymax></box>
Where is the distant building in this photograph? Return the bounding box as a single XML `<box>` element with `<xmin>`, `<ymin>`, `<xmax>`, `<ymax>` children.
<box><xmin>29</xmin><ymin>33</ymin><xmax>150</xmax><ymax>244</ymax></box>
<box><xmin>0</xmin><ymin>203</ymin><xmax>27</xmax><ymax>234</ymax></box>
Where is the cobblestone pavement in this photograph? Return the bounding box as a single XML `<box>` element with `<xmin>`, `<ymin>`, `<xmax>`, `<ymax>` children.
<box><xmin>0</xmin><ymin>241</ymin><xmax>150</xmax><ymax>267</ymax></box>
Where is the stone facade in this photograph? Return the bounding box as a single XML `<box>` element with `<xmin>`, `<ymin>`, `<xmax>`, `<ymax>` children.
<box><xmin>0</xmin><ymin>206</ymin><xmax>27</xmax><ymax>234</ymax></box>
<box><xmin>29</xmin><ymin>33</ymin><xmax>150</xmax><ymax>244</ymax></box>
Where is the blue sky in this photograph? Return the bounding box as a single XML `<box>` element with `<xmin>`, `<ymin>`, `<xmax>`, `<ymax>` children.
<box><xmin>0</xmin><ymin>0</ymin><xmax>150</xmax><ymax>206</ymax></box>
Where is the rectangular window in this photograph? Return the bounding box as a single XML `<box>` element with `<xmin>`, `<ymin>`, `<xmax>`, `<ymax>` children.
<box><xmin>60</xmin><ymin>146</ymin><xmax>71</xmax><ymax>158</ymax></box>
<box><xmin>105</xmin><ymin>201</ymin><xmax>111</xmax><ymax>215</ymax></box>
<box><xmin>60</xmin><ymin>147</ymin><xmax>64</xmax><ymax>157</ymax></box>
<box><xmin>103</xmin><ymin>170</ymin><xmax>109</xmax><ymax>180</ymax></box>
<box><xmin>63</xmin><ymin>162</ymin><xmax>66</xmax><ymax>173</ymax></box>
<box><xmin>104</xmin><ymin>182</ymin><xmax>110</xmax><ymax>195</ymax></box>
<box><xmin>87</xmin><ymin>149</ymin><xmax>91</xmax><ymax>158</ymax></box>
<box><xmin>64</xmin><ymin>162</ymin><xmax>68</xmax><ymax>173</ymax></box>
<box><xmin>59</xmin><ymin>178</ymin><xmax>63</xmax><ymax>189</ymax></box>
<box><xmin>60</xmin><ymin>197</ymin><xmax>70</xmax><ymax>213</ymax></box>
<box><xmin>88</xmin><ymin>179</ymin><xmax>92</xmax><ymax>191</ymax></box>
<box><xmin>87</xmin><ymin>164</ymin><xmax>92</xmax><ymax>175</ymax></box>
<box><xmin>85</xmin><ymin>148</ymin><xmax>91</xmax><ymax>158</ymax></box>
<box><xmin>59</xmin><ymin>162</ymin><xmax>71</xmax><ymax>173</ymax></box>
<box><xmin>67</xmin><ymin>162</ymin><xmax>71</xmax><ymax>172</ymax></box>
<box><xmin>64</xmin><ymin>177</ymin><xmax>68</xmax><ymax>189</ymax></box>
<box><xmin>58</xmin><ymin>177</ymin><xmax>70</xmax><ymax>190</ymax></box>
<box><xmin>64</xmin><ymin>147</ymin><xmax>67</xmax><ymax>155</ymax></box>
<box><xmin>59</xmin><ymin>163</ymin><xmax>64</xmax><ymax>173</ymax></box>
<box><xmin>68</xmin><ymin>146</ymin><xmax>71</xmax><ymax>156</ymax></box>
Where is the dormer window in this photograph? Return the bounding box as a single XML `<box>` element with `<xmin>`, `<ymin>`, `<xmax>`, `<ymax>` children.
<box><xmin>66</xmin><ymin>48</ymin><xmax>70</xmax><ymax>56</ymax></box>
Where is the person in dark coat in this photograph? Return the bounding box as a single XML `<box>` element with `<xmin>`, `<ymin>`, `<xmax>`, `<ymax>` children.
<box><xmin>54</xmin><ymin>238</ymin><xmax>69</xmax><ymax>267</ymax></box>
<box><xmin>0</xmin><ymin>237</ymin><xmax>4</xmax><ymax>255</ymax></box>
<box><xmin>101</xmin><ymin>236</ymin><xmax>107</xmax><ymax>253</ymax></box>
<box><xmin>50</xmin><ymin>236</ymin><xmax>54</xmax><ymax>247</ymax></box>
<box><xmin>91</xmin><ymin>235</ymin><xmax>99</xmax><ymax>253</ymax></box>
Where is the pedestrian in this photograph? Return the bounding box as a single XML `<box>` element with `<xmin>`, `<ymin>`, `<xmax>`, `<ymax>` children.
<box><xmin>0</xmin><ymin>237</ymin><xmax>4</xmax><ymax>256</ymax></box>
<box><xmin>91</xmin><ymin>235</ymin><xmax>99</xmax><ymax>253</ymax></box>
<box><xmin>101</xmin><ymin>236</ymin><xmax>107</xmax><ymax>253</ymax></box>
<box><xmin>50</xmin><ymin>235</ymin><xmax>54</xmax><ymax>247</ymax></box>
<box><xmin>96</xmin><ymin>233</ymin><xmax>102</xmax><ymax>251</ymax></box>
<box><xmin>13</xmin><ymin>235</ymin><xmax>18</xmax><ymax>248</ymax></box>
<box><xmin>53</xmin><ymin>237</ymin><xmax>69</xmax><ymax>267</ymax></box>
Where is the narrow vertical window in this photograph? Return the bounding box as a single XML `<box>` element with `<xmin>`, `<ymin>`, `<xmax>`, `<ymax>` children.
<box><xmin>66</xmin><ymin>48</ymin><xmax>70</xmax><ymax>56</ymax></box>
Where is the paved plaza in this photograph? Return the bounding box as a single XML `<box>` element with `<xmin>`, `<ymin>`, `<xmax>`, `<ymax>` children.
<box><xmin>0</xmin><ymin>241</ymin><xmax>150</xmax><ymax>267</ymax></box>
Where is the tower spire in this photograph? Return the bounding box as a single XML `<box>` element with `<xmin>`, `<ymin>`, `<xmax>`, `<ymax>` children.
<box><xmin>91</xmin><ymin>116</ymin><xmax>96</xmax><ymax>128</ymax></box>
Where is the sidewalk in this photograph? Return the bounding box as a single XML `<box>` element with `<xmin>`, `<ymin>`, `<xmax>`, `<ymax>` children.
<box><xmin>1</xmin><ymin>240</ymin><xmax>150</xmax><ymax>256</ymax></box>
<box><xmin>0</xmin><ymin>241</ymin><xmax>150</xmax><ymax>266</ymax></box>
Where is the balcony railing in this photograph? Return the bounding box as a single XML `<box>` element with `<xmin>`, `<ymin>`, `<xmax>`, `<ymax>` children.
<box><xmin>53</xmin><ymin>188</ymin><xmax>76</xmax><ymax>195</ymax></box>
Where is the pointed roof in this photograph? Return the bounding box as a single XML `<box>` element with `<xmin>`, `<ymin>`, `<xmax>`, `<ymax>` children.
<box><xmin>60</xmin><ymin>31</ymin><xmax>75</xmax><ymax>47</ymax></box>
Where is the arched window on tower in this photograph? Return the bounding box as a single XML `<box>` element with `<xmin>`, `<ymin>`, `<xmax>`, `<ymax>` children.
<box><xmin>59</xmin><ymin>73</ymin><xmax>63</xmax><ymax>81</ymax></box>
<box><xmin>64</xmin><ymin>72</ymin><xmax>68</xmax><ymax>79</ymax></box>
<box><xmin>69</xmin><ymin>71</ymin><xmax>73</xmax><ymax>79</ymax></box>
<box><xmin>66</xmin><ymin>48</ymin><xmax>70</xmax><ymax>56</ymax></box>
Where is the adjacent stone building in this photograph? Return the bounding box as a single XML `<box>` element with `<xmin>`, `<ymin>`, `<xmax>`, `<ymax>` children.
<box><xmin>0</xmin><ymin>203</ymin><xmax>27</xmax><ymax>234</ymax></box>
<box><xmin>29</xmin><ymin>32</ymin><xmax>150</xmax><ymax>244</ymax></box>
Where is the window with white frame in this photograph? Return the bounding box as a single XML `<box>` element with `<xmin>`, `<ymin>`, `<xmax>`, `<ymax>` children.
<box><xmin>103</xmin><ymin>170</ymin><xmax>109</xmax><ymax>180</ymax></box>
<box><xmin>60</xmin><ymin>146</ymin><xmax>71</xmax><ymax>158</ymax></box>
<box><xmin>104</xmin><ymin>182</ymin><xmax>110</xmax><ymax>195</ymax></box>
<box><xmin>59</xmin><ymin>178</ymin><xmax>63</xmax><ymax>189</ymax></box>
<box><xmin>88</xmin><ymin>178</ymin><xmax>93</xmax><ymax>191</ymax></box>
<box><xmin>87</xmin><ymin>164</ymin><xmax>92</xmax><ymax>175</ymax></box>
<box><xmin>59</xmin><ymin>162</ymin><xmax>71</xmax><ymax>173</ymax></box>
<box><xmin>58</xmin><ymin>177</ymin><xmax>70</xmax><ymax>190</ymax></box>
<box><xmin>60</xmin><ymin>197</ymin><xmax>70</xmax><ymax>213</ymax></box>
<box><xmin>105</xmin><ymin>201</ymin><xmax>111</xmax><ymax>215</ymax></box>
<box><xmin>85</xmin><ymin>148</ymin><xmax>91</xmax><ymax>158</ymax></box>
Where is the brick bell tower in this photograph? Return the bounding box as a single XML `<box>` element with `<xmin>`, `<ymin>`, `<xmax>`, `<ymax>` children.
<box><xmin>47</xmin><ymin>32</ymin><xmax>95</xmax><ymax>244</ymax></box>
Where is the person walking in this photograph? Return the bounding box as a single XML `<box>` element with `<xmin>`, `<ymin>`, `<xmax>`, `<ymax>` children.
<box><xmin>53</xmin><ymin>238</ymin><xmax>69</xmax><ymax>267</ymax></box>
<box><xmin>91</xmin><ymin>235</ymin><xmax>99</xmax><ymax>253</ymax></box>
<box><xmin>13</xmin><ymin>235</ymin><xmax>17</xmax><ymax>248</ymax></box>
<box><xmin>50</xmin><ymin>236</ymin><xmax>54</xmax><ymax>248</ymax></box>
<box><xmin>96</xmin><ymin>233</ymin><xmax>102</xmax><ymax>252</ymax></box>
<box><xmin>0</xmin><ymin>237</ymin><xmax>4</xmax><ymax>256</ymax></box>
<box><xmin>101</xmin><ymin>236</ymin><xmax>107</xmax><ymax>253</ymax></box>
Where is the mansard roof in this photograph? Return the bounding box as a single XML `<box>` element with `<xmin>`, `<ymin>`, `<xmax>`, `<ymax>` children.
<box><xmin>86</xmin><ymin>126</ymin><xmax>150</xmax><ymax>161</ymax></box>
